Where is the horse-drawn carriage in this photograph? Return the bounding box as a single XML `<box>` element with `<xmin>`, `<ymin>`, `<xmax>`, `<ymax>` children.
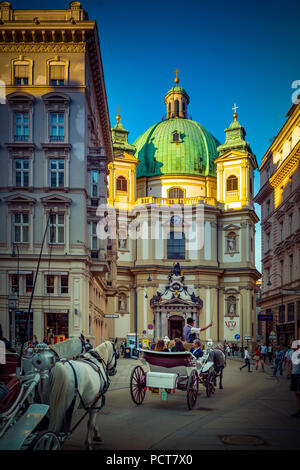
<box><xmin>130</xmin><ymin>345</ymin><xmax>225</xmax><ymax>410</ymax></box>
<box><xmin>0</xmin><ymin>338</ymin><xmax>119</xmax><ymax>450</ymax></box>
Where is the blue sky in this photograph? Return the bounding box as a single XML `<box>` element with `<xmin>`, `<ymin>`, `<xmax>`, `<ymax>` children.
<box><xmin>13</xmin><ymin>0</ymin><xmax>300</xmax><ymax>271</ymax></box>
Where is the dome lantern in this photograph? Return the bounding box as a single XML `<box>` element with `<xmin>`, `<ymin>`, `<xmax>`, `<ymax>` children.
<box><xmin>164</xmin><ymin>69</ymin><xmax>190</xmax><ymax>119</ymax></box>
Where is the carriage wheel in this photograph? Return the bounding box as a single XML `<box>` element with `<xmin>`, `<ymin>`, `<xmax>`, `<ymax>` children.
<box><xmin>28</xmin><ymin>431</ymin><xmax>61</xmax><ymax>450</ymax></box>
<box><xmin>187</xmin><ymin>370</ymin><xmax>198</xmax><ymax>410</ymax></box>
<box><xmin>130</xmin><ymin>366</ymin><xmax>146</xmax><ymax>405</ymax></box>
<box><xmin>206</xmin><ymin>369</ymin><xmax>215</xmax><ymax>398</ymax></box>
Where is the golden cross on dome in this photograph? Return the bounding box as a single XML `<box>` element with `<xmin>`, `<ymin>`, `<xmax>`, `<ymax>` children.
<box><xmin>116</xmin><ymin>105</ymin><xmax>121</xmax><ymax>124</ymax></box>
<box><xmin>174</xmin><ymin>68</ymin><xmax>180</xmax><ymax>84</ymax></box>
<box><xmin>232</xmin><ymin>103</ymin><xmax>238</xmax><ymax>120</ymax></box>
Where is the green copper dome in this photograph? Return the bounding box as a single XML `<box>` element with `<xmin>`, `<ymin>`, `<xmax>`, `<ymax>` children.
<box><xmin>134</xmin><ymin>118</ymin><xmax>220</xmax><ymax>178</ymax></box>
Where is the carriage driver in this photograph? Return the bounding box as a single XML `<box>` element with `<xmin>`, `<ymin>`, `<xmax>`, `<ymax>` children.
<box><xmin>183</xmin><ymin>318</ymin><xmax>213</xmax><ymax>344</ymax></box>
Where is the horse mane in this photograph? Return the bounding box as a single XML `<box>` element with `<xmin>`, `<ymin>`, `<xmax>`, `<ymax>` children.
<box><xmin>94</xmin><ymin>341</ymin><xmax>112</xmax><ymax>364</ymax></box>
<box><xmin>51</xmin><ymin>337</ymin><xmax>81</xmax><ymax>359</ymax></box>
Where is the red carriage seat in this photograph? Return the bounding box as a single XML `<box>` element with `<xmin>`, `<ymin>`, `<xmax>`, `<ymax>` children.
<box><xmin>141</xmin><ymin>350</ymin><xmax>194</xmax><ymax>375</ymax></box>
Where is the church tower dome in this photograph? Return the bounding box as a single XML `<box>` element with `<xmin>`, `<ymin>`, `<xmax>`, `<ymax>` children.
<box><xmin>164</xmin><ymin>68</ymin><xmax>190</xmax><ymax>119</ymax></box>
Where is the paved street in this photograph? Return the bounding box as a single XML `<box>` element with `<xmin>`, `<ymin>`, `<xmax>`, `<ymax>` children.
<box><xmin>63</xmin><ymin>356</ymin><xmax>299</xmax><ymax>451</ymax></box>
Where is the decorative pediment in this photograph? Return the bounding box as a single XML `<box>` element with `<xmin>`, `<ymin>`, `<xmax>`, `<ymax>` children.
<box><xmin>275</xmin><ymin>210</ymin><xmax>285</xmax><ymax>221</ymax></box>
<box><xmin>285</xmin><ymin>202</ymin><xmax>295</xmax><ymax>213</ymax></box>
<box><xmin>40</xmin><ymin>194</ymin><xmax>72</xmax><ymax>206</ymax></box>
<box><xmin>261</xmin><ymin>221</ymin><xmax>272</xmax><ymax>232</ymax></box>
<box><xmin>7</xmin><ymin>91</ymin><xmax>35</xmax><ymax>106</ymax></box>
<box><xmin>223</xmin><ymin>224</ymin><xmax>240</xmax><ymax>232</ymax></box>
<box><xmin>4</xmin><ymin>193</ymin><xmax>36</xmax><ymax>206</ymax></box>
<box><xmin>150</xmin><ymin>263</ymin><xmax>203</xmax><ymax>308</ymax></box>
<box><xmin>42</xmin><ymin>92</ymin><xmax>70</xmax><ymax>106</ymax></box>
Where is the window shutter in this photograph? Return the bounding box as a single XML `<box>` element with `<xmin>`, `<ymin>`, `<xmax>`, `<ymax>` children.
<box><xmin>14</xmin><ymin>64</ymin><xmax>29</xmax><ymax>78</ymax></box>
<box><xmin>50</xmin><ymin>65</ymin><xmax>65</xmax><ymax>80</ymax></box>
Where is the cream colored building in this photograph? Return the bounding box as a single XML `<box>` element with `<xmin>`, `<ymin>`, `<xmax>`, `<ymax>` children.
<box><xmin>107</xmin><ymin>81</ymin><xmax>260</xmax><ymax>348</ymax></box>
<box><xmin>0</xmin><ymin>2</ymin><xmax>116</xmax><ymax>346</ymax></box>
<box><xmin>255</xmin><ymin>100</ymin><xmax>300</xmax><ymax>345</ymax></box>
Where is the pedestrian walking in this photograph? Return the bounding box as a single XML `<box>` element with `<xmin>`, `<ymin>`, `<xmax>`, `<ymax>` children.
<box><xmin>254</xmin><ymin>345</ymin><xmax>264</xmax><ymax>371</ymax></box>
<box><xmin>285</xmin><ymin>342</ymin><xmax>293</xmax><ymax>379</ymax></box>
<box><xmin>226</xmin><ymin>345</ymin><xmax>231</xmax><ymax>357</ymax></box>
<box><xmin>267</xmin><ymin>343</ymin><xmax>273</xmax><ymax>363</ymax></box>
<box><xmin>273</xmin><ymin>345</ymin><xmax>284</xmax><ymax>377</ymax></box>
<box><xmin>261</xmin><ymin>343</ymin><xmax>267</xmax><ymax>362</ymax></box>
<box><xmin>290</xmin><ymin>340</ymin><xmax>300</xmax><ymax>418</ymax></box>
<box><xmin>240</xmin><ymin>346</ymin><xmax>252</xmax><ymax>372</ymax></box>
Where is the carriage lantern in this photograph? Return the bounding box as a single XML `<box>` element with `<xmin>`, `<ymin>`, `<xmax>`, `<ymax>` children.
<box><xmin>32</xmin><ymin>343</ymin><xmax>56</xmax><ymax>377</ymax></box>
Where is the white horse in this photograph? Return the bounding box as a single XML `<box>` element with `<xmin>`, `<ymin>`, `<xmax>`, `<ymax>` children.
<box><xmin>49</xmin><ymin>335</ymin><xmax>87</xmax><ymax>359</ymax></box>
<box><xmin>48</xmin><ymin>339</ymin><xmax>118</xmax><ymax>449</ymax></box>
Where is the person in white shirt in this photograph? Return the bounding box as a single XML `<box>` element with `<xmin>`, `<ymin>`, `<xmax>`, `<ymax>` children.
<box><xmin>239</xmin><ymin>346</ymin><xmax>252</xmax><ymax>372</ymax></box>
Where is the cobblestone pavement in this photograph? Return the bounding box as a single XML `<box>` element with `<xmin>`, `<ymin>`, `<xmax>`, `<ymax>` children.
<box><xmin>62</xmin><ymin>356</ymin><xmax>299</xmax><ymax>451</ymax></box>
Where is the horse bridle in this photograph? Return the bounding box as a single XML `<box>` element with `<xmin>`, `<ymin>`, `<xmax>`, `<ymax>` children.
<box><xmin>106</xmin><ymin>342</ymin><xmax>119</xmax><ymax>376</ymax></box>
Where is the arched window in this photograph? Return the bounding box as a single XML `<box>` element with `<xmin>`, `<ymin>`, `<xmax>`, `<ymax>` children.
<box><xmin>250</xmin><ymin>178</ymin><xmax>253</xmax><ymax>195</ymax></box>
<box><xmin>168</xmin><ymin>102</ymin><xmax>171</xmax><ymax>117</ymax></box>
<box><xmin>167</xmin><ymin>232</ymin><xmax>185</xmax><ymax>259</ymax></box>
<box><xmin>116</xmin><ymin>176</ymin><xmax>127</xmax><ymax>192</ymax></box>
<box><xmin>182</xmin><ymin>102</ymin><xmax>186</xmax><ymax>117</ymax></box>
<box><xmin>174</xmin><ymin>99</ymin><xmax>179</xmax><ymax>117</ymax></box>
<box><xmin>226</xmin><ymin>175</ymin><xmax>238</xmax><ymax>191</ymax></box>
<box><xmin>168</xmin><ymin>187</ymin><xmax>184</xmax><ymax>199</ymax></box>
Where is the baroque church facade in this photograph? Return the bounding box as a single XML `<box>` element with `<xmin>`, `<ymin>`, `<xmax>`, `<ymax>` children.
<box><xmin>107</xmin><ymin>76</ymin><xmax>260</xmax><ymax>346</ymax></box>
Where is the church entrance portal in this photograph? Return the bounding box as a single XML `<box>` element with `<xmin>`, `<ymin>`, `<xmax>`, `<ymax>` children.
<box><xmin>168</xmin><ymin>316</ymin><xmax>184</xmax><ymax>339</ymax></box>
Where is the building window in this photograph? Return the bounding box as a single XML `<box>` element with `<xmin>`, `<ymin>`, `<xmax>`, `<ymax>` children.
<box><xmin>250</xmin><ymin>178</ymin><xmax>253</xmax><ymax>195</ymax></box>
<box><xmin>172</xmin><ymin>131</ymin><xmax>180</xmax><ymax>142</ymax></box>
<box><xmin>49</xmin><ymin>113</ymin><xmax>65</xmax><ymax>141</ymax></box>
<box><xmin>60</xmin><ymin>275</ymin><xmax>68</xmax><ymax>294</ymax></box>
<box><xmin>25</xmin><ymin>273</ymin><xmax>33</xmax><ymax>293</ymax></box>
<box><xmin>266</xmin><ymin>267</ymin><xmax>270</xmax><ymax>287</ymax></box>
<box><xmin>167</xmin><ymin>232</ymin><xmax>185</xmax><ymax>259</ymax></box>
<box><xmin>49</xmin><ymin>213</ymin><xmax>65</xmax><ymax>244</ymax></box>
<box><xmin>226</xmin><ymin>175</ymin><xmax>238</xmax><ymax>191</ymax></box>
<box><xmin>10</xmin><ymin>274</ymin><xmax>19</xmax><ymax>294</ymax></box>
<box><xmin>13</xmin><ymin>213</ymin><xmax>29</xmax><ymax>243</ymax></box>
<box><xmin>280</xmin><ymin>260</ymin><xmax>284</xmax><ymax>284</ymax></box>
<box><xmin>91</xmin><ymin>170</ymin><xmax>98</xmax><ymax>197</ymax></box>
<box><xmin>46</xmin><ymin>275</ymin><xmax>55</xmax><ymax>294</ymax></box>
<box><xmin>266</xmin><ymin>233</ymin><xmax>271</xmax><ymax>251</ymax></box>
<box><xmin>50</xmin><ymin>159</ymin><xmax>64</xmax><ymax>188</ymax></box>
<box><xmin>266</xmin><ymin>200</ymin><xmax>270</xmax><ymax>217</ymax></box>
<box><xmin>50</xmin><ymin>65</ymin><xmax>65</xmax><ymax>86</ymax></box>
<box><xmin>168</xmin><ymin>187</ymin><xmax>184</xmax><ymax>199</ymax></box>
<box><xmin>14</xmin><ymin>64</ymin><xmax>29</xmax><ymax>85</ymax></box>
<box><xmin>287</xmin><ymin>303</ymin><xmax>295</xmax><ymax>322</ymax></box>
<box><xmin>174</xmin><ymin>100</ymin><xmax>179</xmax><ymax>117</ymax></box>
<box><xmin>289</xmin><ymin>214</ymin><xmax>293</xmax><ymax>235</ymax></box>
<box><xmin>266</xmin><ymin>166</ymin><xmax>271</xmax><ymax>180</ymax></box>
<box><xmin>280</xmin><ymin>222</ymin><xmax>284</xmax><ymax>242</ymax></box>
<box><xmin>14</xmin><ymin>159</ymin><xmax>29</xmax><ymax>187</ymax></box>
<box><xmin>116</xmin><ymin>176</ymin><xmax>127</xmax><ymax>192</ymax></box>
<box><xmin>14</xmin><ymin>112</ymin><xmax>29</xmax><ymax>141</ymax></box>
<box><xmin>91</xmin><ymin>221</ymin><xmax>98</xmax><ymax>250</ymax></box>
<box><xmin>289</xmin><ymin>254</ymin><xmax>294</xmax><ymax>282</ymax></box>
<box><xmin>279</xmin><ymin>304</ymin><xmax>285</xmax><ymax>323</ymax></box>
<box><xmin>250</xmin><ymin>237</ymin><xmax>253</xmax><ymax>252</ymax></box>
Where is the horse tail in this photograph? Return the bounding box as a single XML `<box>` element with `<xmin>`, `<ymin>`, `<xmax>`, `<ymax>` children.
<box><xmin>48</xmin><ymin>362</ymin><xmax>69</xmax><ymax>433</ymax></box>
